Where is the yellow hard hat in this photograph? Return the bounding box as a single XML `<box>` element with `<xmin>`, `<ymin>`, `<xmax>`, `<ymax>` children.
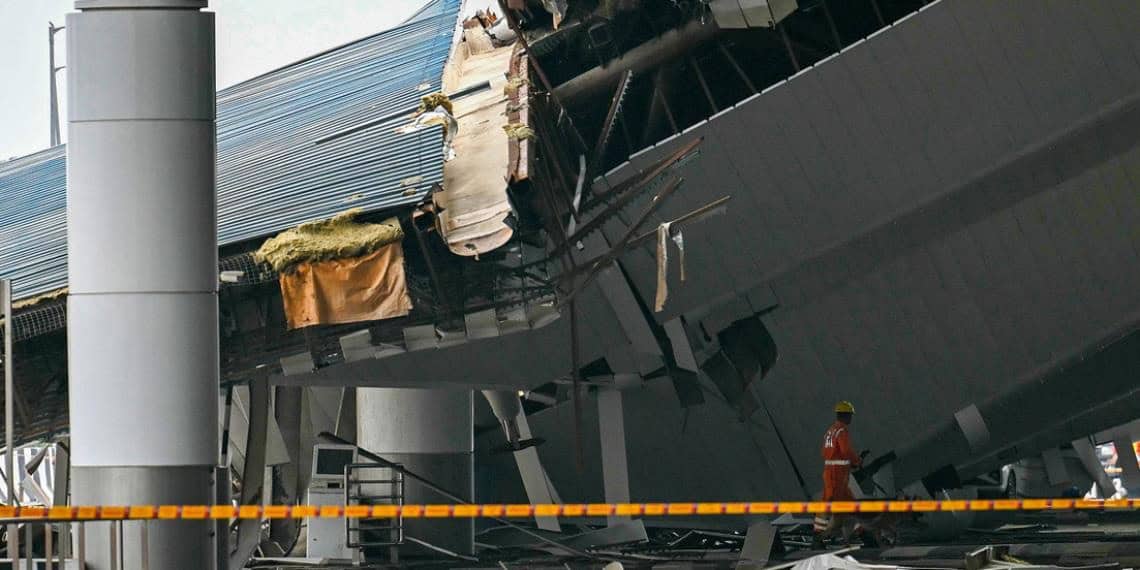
<box><xmin>835</xmin><ymin>401</ymin><xmax>855</xmax><ymax>414</ymax></box>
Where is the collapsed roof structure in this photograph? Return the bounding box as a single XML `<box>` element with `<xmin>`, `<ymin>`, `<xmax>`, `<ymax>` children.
<box><xmin>4</xmin><ymin>0</ymin><xmax>1140</xmax><ymax>565</ymax></box>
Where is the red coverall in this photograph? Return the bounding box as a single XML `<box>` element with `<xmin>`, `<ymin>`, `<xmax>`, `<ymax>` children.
<box><xmin>821</xmin><ymin>420</ymin><xmax>862</xmax><ymax>501</ymax></box>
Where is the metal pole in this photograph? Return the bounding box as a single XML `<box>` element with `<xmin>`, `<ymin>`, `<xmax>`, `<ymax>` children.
<box><xmin>819</xmin><ymin>0</ymin><xmax>844</xmax><ymax>52</ymax></box>
<box><xmin>2</xmin><ymin>280</ymin><xmax>11</xmax><ymax>502</ymax></box>
<box><xmin>140</xmin><ymin>521</ymin><xmax>149</xmax><ymax>570</ymax></box>
<box><xmin>23</xmin><ymin>524</ymin><xmax>31</xmax><ymax>570</ymax></box>
<box><xmin>48</xmin><ymin>22</ymin><xmax>64</xmax><ymax>147</ymax></box>
<box><xmin>1</xmin><ymin>279</ymin><xmax>17</xmax><ymax>570</ymax></box>
<box><xmin>57</xmin><ymin>522</ymin><xmax>64</xmax><ymax>569</ymax></box>
<box><xmin>77</xmin><ymin>522</ymin><xmax>85</xmax><ymax>567</ymax></box>
<box><xmin>778</xmin><ymin>23</ymin><xmax>801</xmax><ymax>73</ymax></box>
<box><xmin>109</xmin><ymin>522</ymin><xmax>118</xmax><ymax>570</ymax></box>
<box><xmin>45</xmin><ymin>523</ymin><xmax>53</xmax><ymax>570</ymax></box>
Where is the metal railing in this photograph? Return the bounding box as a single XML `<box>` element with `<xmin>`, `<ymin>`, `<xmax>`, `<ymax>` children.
<box><xmin>344</xmin><ymin>462</ymin><xmax>404</xmax><ymax>550</ymax></box>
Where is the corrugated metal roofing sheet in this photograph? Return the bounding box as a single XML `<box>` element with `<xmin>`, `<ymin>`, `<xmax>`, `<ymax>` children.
<box><xmin>0</xmin><ymin>0</ymin><xmax>460</xmax><ymax>301</ymax></box>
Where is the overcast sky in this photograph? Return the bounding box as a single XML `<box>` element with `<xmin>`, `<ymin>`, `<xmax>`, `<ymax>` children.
<box><xmin>0</xmin><ymin>0</ymin><xmax>447</xmax><ymax>160</ymax></box>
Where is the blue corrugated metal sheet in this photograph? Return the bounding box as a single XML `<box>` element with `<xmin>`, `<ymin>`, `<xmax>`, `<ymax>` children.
<box><xmin>0</xmin><ymin>0</ymin><xmax>459</xmax><ymax>301</ymax></box>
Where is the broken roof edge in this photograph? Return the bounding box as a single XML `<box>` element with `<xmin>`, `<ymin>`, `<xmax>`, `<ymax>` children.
<box><xmin>0</xmin><ymin>145</ymin><xmax>65</xmax><ymax>177</ymax></box>
<box><xmin>434</xmin><ymin>29</ymin><xmax>520</xmax><ymax>258</ymax></box>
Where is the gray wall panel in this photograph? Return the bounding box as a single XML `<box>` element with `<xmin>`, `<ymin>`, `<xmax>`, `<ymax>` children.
<box><xmin>890</xmin><ymin>259</ymin><xmax>955</xmax><ymax>398</ymax></box>
<box><xmin>1070</xmin><ymin>171</ymin><xmax>1135</xmax><ymax>316</ymax></box>
<box><xmin>914</xmin><ymin>10</ymin><xmax>1010</xmax><ymax>170</ymax></box>
<box><xmin>1007</xmin><ymin>201</ymin><xmax>1085</xmax><ymax>357</ymax></box>
<box><xmin>903</xmin><ymin>251</ymin><xmax>971</xmax><ymax>393</ymax></box>
<box><xmin>1101</xmin><ymin>154</ymin><xmax>1140</xmax><ymax>255</ymax></box>
<box><xmin>839</xmin><ymin>47</ymin><xmax>935</xmax><ymax>206</ymax></box>
<box><xmin>1044</xmin><ymin>0</ymin><xmax>1119</xmax><ymax>109</ymax></box>
<box><xmin>890</xmin><ymin>9</ymin><xmax>981</xmax><ymax>181</ymax></box>
<box><xmin>989</xmin><ymin>215</ymin><xmax>1054</xmax><ymax>365</ymax></box>
<box><xmin>748</xmin><ymin>88</ymin><xmax>834</xmax><ymax>248</ymax></box>
<box><xmin>1078</xmin><ymin>2</ymin><xmax>1140</xmax><ymax>94</ymax></box>
<box><xmin>707</xmin><ymin>114</ymin><xmax>799</xmax><ymax>272</ymax></box>
<box><xmin>982</xmin><ymin>2</ymin><xmax>1061</xmax><ymax>142</ymax></box>
<box><xmin>792</xmin><ymin>73</ymin><xmax>886</xmax><ymax>225</ymax></box>
<box><xmin>943</xmin><ymin>1</ymin><xmax>1026</xmax><ymax>150</ymax></box>
<box><xmin>677</xmin><ymin>132</ymin><xmax>761</xmax><ymax>295</ymax></box>
<box><xmin>865</xmin><ymin>29</ymin><xmax>952</xmax><ymax>191</ymax></box>
<box><xmin>812</xmin><ymin>68</ymin><xmax>902</xmax><ymax>214</ymax></box>
<box><xmin>781</xmin><ymin>79</ymin><xmax>865</xmax><ymax>242</ymax></box>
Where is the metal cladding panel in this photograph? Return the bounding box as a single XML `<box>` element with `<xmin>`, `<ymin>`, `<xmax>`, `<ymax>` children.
<box><xmin>761</xmin><ymin>145</ymin><xmax>1140</xmax><ymax>489</ymax></box>
<box><xmin>1042</xmin><ymin>1</ymin><xmax>1118</xmax><ymax>110</ymax></box>
<box><xmin>0</xmin><ymin>0</ymin><xmax>458</xmax><ymax>301</ymax></box>
<box><xmin>0</xmin><ymin>148</ymin><xmax>68</xmax><ymax>298</ymax></box>
<box><xmin>943</xmin><ymin>1</ymin><xmax>1033</xmax><ymax>152</ymax></box>
<box><xmin>592</xmin><ymin>0</ymin><xmax>1140</xmax><ymax>328</ymax></box>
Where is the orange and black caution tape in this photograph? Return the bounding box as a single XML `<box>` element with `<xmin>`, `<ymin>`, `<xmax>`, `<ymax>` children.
<box><xmin>0</xmin><ymin>499</ymin><xmax>1132</xmax><ymax>522</ymax></box>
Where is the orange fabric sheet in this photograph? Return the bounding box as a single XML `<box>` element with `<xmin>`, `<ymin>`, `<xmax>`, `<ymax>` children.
<box><xmin>279</xmin><ymin>242</ymin><xmax>413</xmax><ymax>330</ymax></box>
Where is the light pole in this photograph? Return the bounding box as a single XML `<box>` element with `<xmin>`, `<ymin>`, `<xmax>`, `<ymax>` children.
<box><xmin>48</xmin><ymin>21</ymin><xmax>66</xmax><ymax>147</ymax></box>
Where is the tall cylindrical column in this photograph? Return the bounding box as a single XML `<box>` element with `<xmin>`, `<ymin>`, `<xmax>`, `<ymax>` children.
<box><xmin>66</xmin><ymin>2</ymin><xmax>217</xmax><ymax>568</ymax></box>
<box><xmin>357</xmin><ymin>388</ymin><xmax>473</xmax><ymax>558</ymax></box>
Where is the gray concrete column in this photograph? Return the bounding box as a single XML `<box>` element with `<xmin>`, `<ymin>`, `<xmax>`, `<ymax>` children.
<box><xmin>358</xmin><ymin>388</ymin><xmax>473</xmax><ymax>557</ymax></box>
<box><xmin>66</xmin><ymin>1</ymin><xmax>217</xmax><ymax>568</ymax></box>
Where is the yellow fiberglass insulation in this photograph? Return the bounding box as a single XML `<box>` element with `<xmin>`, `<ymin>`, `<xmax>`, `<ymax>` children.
<box><xmin>253</xmin><ymin>209</ymin><xmax>405</xmax><ymax>273</ymax></box>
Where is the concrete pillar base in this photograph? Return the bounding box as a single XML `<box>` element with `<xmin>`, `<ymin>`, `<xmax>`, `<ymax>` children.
<box><xmin>71</xmin><ymin>466</ymin><xmax>214</xmax><ymax>570</ymax></box>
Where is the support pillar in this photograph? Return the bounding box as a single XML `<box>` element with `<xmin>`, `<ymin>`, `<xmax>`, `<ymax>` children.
<box><xmin>358</xmin><ymin>388</ymin><xmax>473</xmax><ymax>557</ymax></box>
<box><xmin>598</xmin><ymin>388</ymin><xmax>631</xmax><ymax>526</ymax></box>
<box><xmin>66</xmin><ymin>2</ymin><xmax>217</xmax><ymax>568</ymax></box>
<box><xmin>482</xmin><ymin>391</ymin><xmax>562</xmax><ymax>532</ymax></box>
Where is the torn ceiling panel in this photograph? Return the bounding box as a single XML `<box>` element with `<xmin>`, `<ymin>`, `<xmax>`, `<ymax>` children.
<box><xmin>435</xmin><ymin>40</ymin><xmax>520</xmax><ymax>257</ymax></box>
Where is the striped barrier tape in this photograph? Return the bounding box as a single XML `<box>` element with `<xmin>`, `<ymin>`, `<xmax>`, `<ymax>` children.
<box><xmin>0</xmin><ymin>499</ymin><xmax>1132</xmax><ymax>521</ymax></box>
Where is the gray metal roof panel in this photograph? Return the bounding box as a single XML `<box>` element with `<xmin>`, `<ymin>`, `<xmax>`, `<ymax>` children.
<box><xmin>0</xmin><ymin>0</ymin><xmax>459</xmax><ymax>300</ymax></box>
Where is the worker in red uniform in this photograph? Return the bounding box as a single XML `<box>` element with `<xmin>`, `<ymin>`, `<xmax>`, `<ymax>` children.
<box><xmin>813</xmin><ymin>401</ymin><xmax>865</xmax><ymax>548</ymax></box>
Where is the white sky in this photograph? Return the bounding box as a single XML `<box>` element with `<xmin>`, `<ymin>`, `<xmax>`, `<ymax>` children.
<box><xmin>0</xmin><ymin>0</ymin><xmax>446</xmax><ymax>160</ymax></box>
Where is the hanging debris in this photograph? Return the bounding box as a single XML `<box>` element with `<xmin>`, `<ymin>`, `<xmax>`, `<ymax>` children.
<box><xmin>541</xmin><ymin>0</ymin><xmax>568</xmax><ymax>29</ymax></box>
<box><xmin>654</xmin><ymin>221</ymin><xmax>686</xmax><ymax>312</ymax></box>
<box><xmin>254</xmin><ymin>210</ymin><xmax>412</xmax><ymax>330</ymax></box>
<box><xmin>397</xmin><ymin>94</ymin><xmax>459</xmax><ymax>161</ymax></box>
<box><xmin>253</xmin><ymin>209</ymin><xmax>403</xmax><ymax>273</ymax></box>
<box><xmin>502</xmin><ymin>123</ymin><xmax>536</xmax><ymax>140</ymax></box>
<box><xmin>417</xmin><ymin>92</ymin><xmax>454</xmax><ymax>116</ymax></box>
<box><xmin>503</xmin><ymin>76</ymin><xmax>529</xmax><ymax>95</ymax></box>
